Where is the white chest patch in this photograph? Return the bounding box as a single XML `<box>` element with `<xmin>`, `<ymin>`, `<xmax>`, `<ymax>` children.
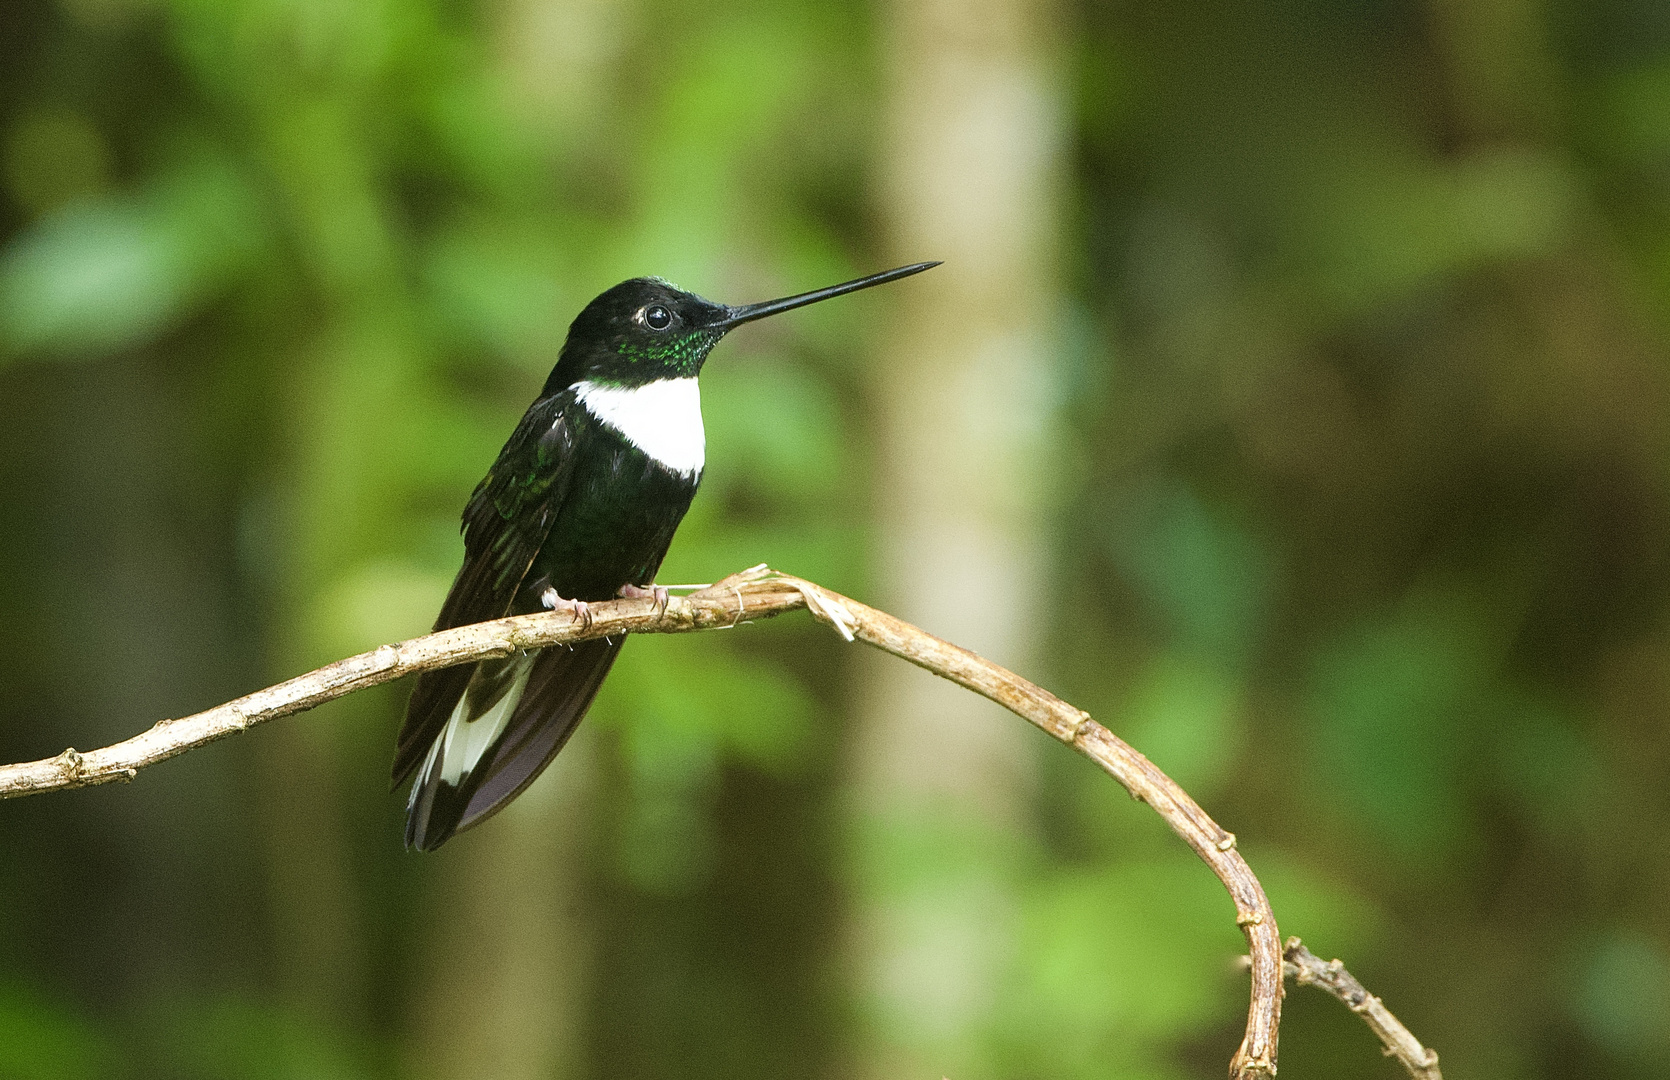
<box><xmin>575</xmin><ymin>378</ymin><xmax>705</xmax><ymax>477</ymax></box>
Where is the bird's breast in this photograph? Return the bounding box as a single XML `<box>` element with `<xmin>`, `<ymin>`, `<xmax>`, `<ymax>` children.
<box><xmin>573</xmin><ymin>377</ymin><xmax>704</xmax><ymax>478</ymax></box>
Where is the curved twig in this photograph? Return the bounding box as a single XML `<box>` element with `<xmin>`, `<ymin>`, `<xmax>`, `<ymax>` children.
<box><xmin>0</xmin><ymin>563</ymin><xmax>1435</xmax><ymax>1080</ymax></box>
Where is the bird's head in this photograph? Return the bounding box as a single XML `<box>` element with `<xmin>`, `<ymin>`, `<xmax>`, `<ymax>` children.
<box><xmin>546</xmin><ymin>263</ymin><xmax>939</xmax><ymax>393</ymax></box>
<box><xmin>546</xmin><ymin>277</ymin><xmax>728</xmax><ymax>391</ymax></box>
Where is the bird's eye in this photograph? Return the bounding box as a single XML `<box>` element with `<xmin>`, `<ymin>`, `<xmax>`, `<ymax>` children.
<box><xmin>642</xmin><ymin>305</ymin><xmax>673</xmax><ymax>330</ymax></box>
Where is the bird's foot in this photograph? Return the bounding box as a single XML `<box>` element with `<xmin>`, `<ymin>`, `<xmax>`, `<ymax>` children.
<box><xmin>618</xmin><ymin>582</ymin><xmax>670</xmax><ymax>617</ymax></box>
<box><xmin>541</xmin><ymin>587</ymin><xmax>593</xmax><ymax>629</ymax></box>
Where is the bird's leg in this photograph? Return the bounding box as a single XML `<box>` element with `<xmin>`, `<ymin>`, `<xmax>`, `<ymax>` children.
<box><xmin>618</xmin><ymin>582</ymin><xmax>670</xmax><ymax>617</ymax></box>
<box><xmin>541</xmin><ymin>586</ymin><xmax>592</xmax><ymax>629</ymax></box>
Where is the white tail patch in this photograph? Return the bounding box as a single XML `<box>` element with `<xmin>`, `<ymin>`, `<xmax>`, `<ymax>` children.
<box><xmin>575</xmin><ymin>378</ymin><xmax>705</xmax><ymax>477</ymax></box>
<box><xmin>416</xmin><ymin>652</ymin><xmax>535</xmax><ymax>791</ymax></box>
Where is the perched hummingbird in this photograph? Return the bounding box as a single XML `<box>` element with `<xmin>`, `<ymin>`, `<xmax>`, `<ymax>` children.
<box><xmin>393</xmin><ymin>261</ymin><xmax>938</xmax><ymax>849</ymax></box>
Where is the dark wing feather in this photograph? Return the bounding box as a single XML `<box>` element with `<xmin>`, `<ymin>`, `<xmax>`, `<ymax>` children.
<box><xmin>392</xmin><ymin>391</ymin><xmax>579</xmax><ymax>786</ymax></box>
<box><xmin>403</xmin><ymin>636</ymin><xmax>623</xmax><ymax>849</ymax></box>
<box><xmin>459</xmin><ymin>636</ymin><xmax>624</xmax><ymax>828</ymax></box>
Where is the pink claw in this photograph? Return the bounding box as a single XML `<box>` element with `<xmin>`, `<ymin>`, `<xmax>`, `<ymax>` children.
<box><xmin>618</xmin><ymin>582</ymin><xmax>670</xmax><ymax>617</ymax></box>
<box><xmin>541</xmin><ymin>587</ymin><xmax>593</xmax><ymax>628</ymax></box>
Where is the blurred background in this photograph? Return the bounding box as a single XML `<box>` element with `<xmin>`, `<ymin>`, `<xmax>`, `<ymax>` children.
<box><xmin>3</xmin><ymin>0</ymin><xmax>1670</xmax><ymax>1077</ymax></box>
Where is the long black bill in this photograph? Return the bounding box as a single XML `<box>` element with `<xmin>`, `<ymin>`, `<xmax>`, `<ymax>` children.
<box><xmin>713</xmin><ymin>261</ymin><xmax>939</xmax><ymax>329</ymax></box>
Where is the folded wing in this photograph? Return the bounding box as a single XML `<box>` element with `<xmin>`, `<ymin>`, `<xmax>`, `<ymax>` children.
<box><xmin>392</xmin><ymin>391</ymin><xmax>579</xmax><ymax>814</ymax></box>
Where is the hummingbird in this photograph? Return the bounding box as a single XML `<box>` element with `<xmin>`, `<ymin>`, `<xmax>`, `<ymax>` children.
<box><xmin>393</xmin><ymin>261</ymin><xmax>938</xmax><ymax>849</ymax></box>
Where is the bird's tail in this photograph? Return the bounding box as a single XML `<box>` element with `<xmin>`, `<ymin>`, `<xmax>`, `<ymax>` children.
<box><xmin>404</xmin><ymin>636</ymin><xmax>623</xmax><ymax>850</ymax></box>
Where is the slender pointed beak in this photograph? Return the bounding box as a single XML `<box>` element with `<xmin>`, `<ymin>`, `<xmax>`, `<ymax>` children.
<box><xmin>710</xmin><ymin>261</ymin><xmax>940</xmax><ymax>330</ymax></box>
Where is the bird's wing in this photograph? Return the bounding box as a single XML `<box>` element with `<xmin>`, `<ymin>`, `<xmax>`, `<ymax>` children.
<box><xmin>392</xmin><ymin>391</ymin><xmax>579</xmax><ymax>786</ymax></box>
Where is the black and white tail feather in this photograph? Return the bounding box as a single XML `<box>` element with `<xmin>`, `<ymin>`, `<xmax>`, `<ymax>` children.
<box><xmin>401</xmin><ymin>638</ymin><xmax>621</xmax><ymax>850</ymax></box>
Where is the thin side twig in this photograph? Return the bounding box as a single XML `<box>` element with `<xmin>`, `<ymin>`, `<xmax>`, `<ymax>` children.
<box><xmin>1284</xmin><ymin>938</ymin><xmax>1442</xmax><ymax>1080</ymax></box>
<box><xmin>0</xmin><ymin>563</ymin><xmax>1430</xmax><ymax>1080</ymax></box>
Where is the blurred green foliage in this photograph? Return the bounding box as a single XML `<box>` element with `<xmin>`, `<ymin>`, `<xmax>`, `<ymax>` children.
<box><xmin>5</xmin><ymin>0</ymin><xmax>1670</xmax><ymax>1079</ymax></box>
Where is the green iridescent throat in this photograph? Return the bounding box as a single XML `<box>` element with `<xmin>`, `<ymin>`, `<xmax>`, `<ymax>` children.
<box><xmin>616</xmin><ymin>327</ymin><xmax>725</xmax><ymax>378</ymax></box>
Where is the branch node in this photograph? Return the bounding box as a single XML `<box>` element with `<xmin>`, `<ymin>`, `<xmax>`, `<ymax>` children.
<box><xmin>54</xmin><ymin>748</ymin><xmax>84</xmax><ymax>777</ymax></box>
<box><xmin>795</xmin><ymin>582</ymin><xmax>858</xmax><ymax>641</ymax></box>
<box><xmin>1064</xmin><ymin>709</ymin><xmax>1092</xmax><ymax>742</ymax></box>
<box><xmin>1232</xmin><ymin>1046</ymin><xmax>1279</xmax><ymax>1080</ymax></box>
<box><xmin>1237</xmin><ymin>910</ymin><xmax>1264</xmax><ymax>927</ymax></box>
<box><xmin>1216</xmin><ymin>832</ymin><xmax>1238</xmax><ymax>852</ymax></box>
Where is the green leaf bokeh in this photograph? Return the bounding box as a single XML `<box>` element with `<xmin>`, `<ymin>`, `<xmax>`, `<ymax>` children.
<box><xmin>5</xmin><ymin>0</ymin><xmax>1670</xmax><ymax>1078</ymax></box>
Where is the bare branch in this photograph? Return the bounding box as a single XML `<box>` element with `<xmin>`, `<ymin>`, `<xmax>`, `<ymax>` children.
<box><xmin>0</xmin><ymin>565</ymin><xmax>809</xmax><ymax>800</ymax></box>
<box><xmin>1</xmin><ymin>563</ymin><xmax>1441</xmax><ymax>1080</ymax></box>
<box><xmin>1284</xmin><ymin>938</ymin><xmax>1442</xmax><ymax>1080</ymax></box>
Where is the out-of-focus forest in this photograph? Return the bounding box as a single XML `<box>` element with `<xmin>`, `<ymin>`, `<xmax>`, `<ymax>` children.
<box><xmin>3</xmin><ymin>0</ymin><xmax>1670</xmax><ymax>1077</ymax></box>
